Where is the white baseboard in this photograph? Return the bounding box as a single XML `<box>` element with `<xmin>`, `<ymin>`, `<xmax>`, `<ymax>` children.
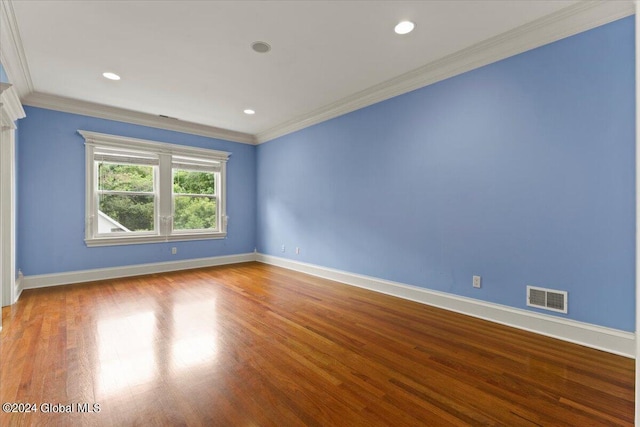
<box><xmin>21</xmin><ymin>252</ymin><xmax>257</xmax><ymax>290</ymax></box>
<box><xmin>256</xmin><ymin>254</ymin><xmax>635</xmax><ymax>359</ymax></box>
<box><xmin>17</xmin><ymin>252</ymin><xmax>635</xmax><ymax>358</ymax></box>
<box><xmin>15</xmin><ymin>271</ymin><xmax>23</xmax><ymax>301</ymax></box>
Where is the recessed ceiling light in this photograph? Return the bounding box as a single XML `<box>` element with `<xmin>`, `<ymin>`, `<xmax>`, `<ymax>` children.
<box><xmin>251</xmin><ymin>41</ymin><xmax>271</xmax><ymax>53</ymax></box>
<box><xmin>102</xmin><ymin>72</ymin><xmax>120</xmax><ymax>80</ymax></box>
<box><xmin>394</xmin><ymin>21</ymin><xmax>415</xmax><ymax>35</ymax></box>
<box><xmin>244</xmin><ymin>109</ymin><xmax>255</xmax><ymax>115</ymax></box>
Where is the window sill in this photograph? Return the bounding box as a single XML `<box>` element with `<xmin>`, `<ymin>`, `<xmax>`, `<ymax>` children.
<box><xmin>85</xmin><ymin>232</ymin><xmax>227</xmax><ymax>247</ymax></box>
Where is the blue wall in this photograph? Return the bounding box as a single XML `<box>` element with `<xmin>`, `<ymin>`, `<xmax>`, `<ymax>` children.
<box><xmin>17</xmin><ymin>107</ymin><xmax>256</xmax><ymax>276</ymax></box>
<box><xmin>256</xmin><ymin>17</ymin><xmax>635</xmax><ymax>331</ymax></box>
<box><xmin>0</xmin><ymin>62</ymin><xmax>8</xmax><ymax>83</ymax></box>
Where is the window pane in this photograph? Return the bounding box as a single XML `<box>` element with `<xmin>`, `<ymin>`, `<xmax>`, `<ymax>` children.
<box><xmin>99</xmin><ymin>194</ymin><xmax>155</xmax><ymax>233</ymax></box>
<box><xmin>173</xmin><ymin>169</ymin><xmax>215</xmax><ymax>195</ymax></box>
<box><xmin>173</xmin><ymin>196</ymin><xmax>216</xmax><ymax>230</ymax></box>
<box><xmin>98</xmin><ymin>163</ymin><xmax>154</xmax><ymax>192</ymax></box>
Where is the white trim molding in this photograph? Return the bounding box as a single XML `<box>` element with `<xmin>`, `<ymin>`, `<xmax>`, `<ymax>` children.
<box><xmin>0</xmin><ymin>0</ymin><xmax>33</xmax><ymax>98</ymax></box>
<box><xmin>20</xmin><ymin>252</ymin><xmax>256</xmax><ymax>291</ymax></box>
<box><xmin>24</xmin><ymin>92</ymin><xmax>257</xmax><ymax>145</ymax></box>
<box><xmin>0</xmin><ymin>82</ymin><xmax>25</xmax><ymax>128</ymax></box>
<box><xmin>17</xmin><ymin>251</ymin><xmax>636</xmax><ymax>359</ymax></box>
<box><xmin>78</xmin><ymin>129</ymin><xmax>233</xmax><ymax>159</ymax></box>
<box><xmin>0</xmin><ymin>82</ymin><xmax>24</xmax><ymax>310</ymax></box>
<box><xmin>255</xmin><ymin>0</ymin><xmax>634</xmax><ymax>143</ymax></box>
<box><xmin>256</xmin><ymin>254</ymin><xmax>636</xmax><ymax>359</ymax></box>
<box><xmin>14</xmin><ymin>269</ymin><xmax>22</xmax><ymax>300</ymax></box>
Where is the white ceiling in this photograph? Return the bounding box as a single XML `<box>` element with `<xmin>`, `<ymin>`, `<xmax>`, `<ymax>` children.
<box><xmin>1</xmin><ymin>1</ymin><xmax>633</xmax><ymax>143</ymax></box>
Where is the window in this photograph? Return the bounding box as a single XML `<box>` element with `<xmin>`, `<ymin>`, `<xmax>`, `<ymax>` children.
<box><xmin>80</xmin><ymin>130</ymin><xmax>229</xmax><ymax>246</ymax></box>
<box><xmin>95</xmin><ymin>148</ymin><xmax>158</xmax><ymax>235</ymax></box>
<box><xmin>172</xmin><ymin>156</ymin><xmax>219</xmax><ymax>233</ymax></box>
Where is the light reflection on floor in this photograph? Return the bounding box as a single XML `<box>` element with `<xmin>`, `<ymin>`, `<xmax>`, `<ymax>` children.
<box><xmin>171</xmin><ymin>299</ymin><xmax>218</xmax><ymax>371</ymax></box>
<box><xmin>97</xmin><ymin>311</ymin><xmax>157</xmax><ymax>396</ymax></box>
<box><xmin>95</xmin><ymin>298</ymin><xmax>218</xmax><ymax>397</ymax></box>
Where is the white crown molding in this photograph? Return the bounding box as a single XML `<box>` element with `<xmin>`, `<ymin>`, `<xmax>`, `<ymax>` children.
<box><xmin>1</xmin><ymin>1</ymin><xmax>634</xmax><ymax>146</ymax></box>
<box><xmin>2</xmin><ymin>0</ymin><xmax>256</xmax><ymax>145</ymax></box>
<box><xmin>256</xmin><ymin>254</ymin><xmax>635</xmax><ymax>358</ymax></box>
<box><xmin>0</xmin><ymin>0</ymin><xmax>33</xmax><ymax>97</ymax></box>
<box><xmin>0</xmin><ymin>82</ymin><xmax>25</xmax><ymax>128</ymax></box>
<box><xmin>255</xmin><ymin>0</ymin><xmax>635</xmax><ymax>143</ymax></box>
<box><xmin>20</xmin><ymin>252</ymin><xmax>256</xmax><ymax>291</ymax></box>
<box><xmin>23</xmin><ymin>92</ymin><xmax>257</xmax><ymax>145</ymax></box>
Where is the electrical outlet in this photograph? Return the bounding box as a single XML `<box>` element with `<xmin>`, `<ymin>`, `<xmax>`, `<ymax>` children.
<box><xmin>171</xmin><ymin>247</ymin><xmax>177</xmax><ymax>255</ymax></box>
<box><xmin>473</xmin><ymin>275</ymin><xmax>481</xmax><ymax>288</ymax></box>
<box><xmin>281</xmin><ymin>244</ymin><xmax>285</xmax><ymax>253</ymax></box>
<box><xmin>296</xmin><ymin>247</ymin><xmax>300</xmax><ymax>255</ymax></box>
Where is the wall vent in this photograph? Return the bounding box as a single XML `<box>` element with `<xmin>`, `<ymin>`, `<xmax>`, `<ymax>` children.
<box><xmin>526</xmin><ymin>286</ymin><xmax>567</xmax><ymax>314</ymax></box>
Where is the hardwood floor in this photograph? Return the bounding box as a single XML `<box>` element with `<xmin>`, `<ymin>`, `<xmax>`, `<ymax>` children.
<box><xmin>0</xmin><ymin>262</ymin><xmax>634</xmax><ymax>426</ymax></box>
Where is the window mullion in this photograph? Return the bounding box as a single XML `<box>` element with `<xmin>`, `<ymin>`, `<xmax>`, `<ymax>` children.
<box><xmin>172</xmin><ymin>193</ymin><xmax>214</xmax><ymax>198</ymax></box>
<box><xmin>158</xmin><ymin>154</ymin><xmax>173</xmax><ymax>237</ymax></box>
<box><xmin>96</xmin><ymin>190</ymin><xmax>156</xmax><ymax>197</ymax></box>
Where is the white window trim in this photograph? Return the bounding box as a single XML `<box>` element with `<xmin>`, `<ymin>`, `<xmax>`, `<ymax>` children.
<box><xmin>79</xmin><ymin>130</ymin><xmax>230</xmax><ymax>247</ymax></box>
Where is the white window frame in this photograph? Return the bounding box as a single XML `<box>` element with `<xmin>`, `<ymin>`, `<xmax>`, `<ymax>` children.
<box><xmin>172</xmin><ymin>156</ymin><xmax>221</xmax><ymax>235</ymax></box>
<box><xmin>80</xmin><ymin>130</ymin><xmax>230</xmax><ymax>247</ymax></box>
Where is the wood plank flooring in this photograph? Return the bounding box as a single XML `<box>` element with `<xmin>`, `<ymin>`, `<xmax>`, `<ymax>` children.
<box><xmin>0</xmin><ymin>262</ymin><xmax>634</xmax><ymax>426</ymax></box>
